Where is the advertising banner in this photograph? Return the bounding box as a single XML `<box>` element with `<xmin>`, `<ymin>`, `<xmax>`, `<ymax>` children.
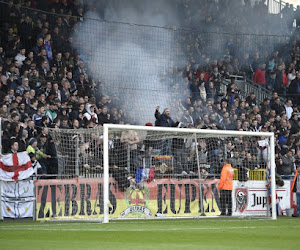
<box><xmin>232</xmin><ymin>181</ymin><xmax>291</xmax><ymax>216</ymax></box>
<box><xmin>35</xmin><ymin>178</ymin><xmax>220</xmax><ymax>220</ymax></box>
<box><xmin>35</xmin><ymin>178</ymin><xmax>291</xmax><ymax>220</ymax></box>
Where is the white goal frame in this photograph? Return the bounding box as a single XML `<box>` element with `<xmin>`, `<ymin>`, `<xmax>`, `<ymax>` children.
<box><xmin>103</xmin><ymin>124</ymin><xmax>276</xmax><ymax>223</ymax></box>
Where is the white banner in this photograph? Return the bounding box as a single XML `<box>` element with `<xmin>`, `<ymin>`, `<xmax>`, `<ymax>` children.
<box><xmin>1</xmin><ymin>180</ymin><xmax>34</xmax><ymax>199</ymax></box>
<box><xmin>1</xmin><ymin>199</ymin><xmax>34</xmax><ymax>218</ymax></box>
<box><xmin>232</xmin><ymin>180</ymin><xmax>291</xmax><ymax>216</ymax></box>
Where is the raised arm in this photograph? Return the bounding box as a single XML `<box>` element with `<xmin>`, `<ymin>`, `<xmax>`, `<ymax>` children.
<box><xmin>155</xmin><ymin>106</ymin><xmax>161</xmax><ymax>120</ymax></box>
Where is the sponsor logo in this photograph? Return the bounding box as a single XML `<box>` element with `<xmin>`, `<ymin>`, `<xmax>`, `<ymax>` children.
<box><xmin>121</xmin><ymin>185</ymin><xmax>152</xmax><ymax>218</ymax></box>
<box><xmin>235</xmin><ymin>188</ymin><xmax>248</xmax><ymax>213</ymax></box>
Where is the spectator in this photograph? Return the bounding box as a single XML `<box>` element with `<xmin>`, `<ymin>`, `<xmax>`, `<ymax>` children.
<box><xmin>45</xmin><ymin>101</ymin><xmax>58</xmax><ymax>124</ymax></box>
<box><xmin>181</xmin><ymin>110</ymin><xmax>194</xmax><ymax>127</ymax></box>
<box><xmin>10</xmin><ymin>139</ymin><xmax>19</xmax><ymax>154</ymax></box>
<box><xmin>210</xmin><ymin>66</ymin><xmax>222</xmax><ymax>93</ymax></box>
<box><xmin>285</xmin><ymin>99</ymin><xmax>293</xmax><ymax>120</ymax></box>
<box><xmin>43</xmin><ymin>33</ymin><xmax>53</xmax><ymax>60</ymax></box>
<box><xmin>288</xmin><ymin>72</ymin><xmax>300</xmax><ymax>105</ymax></box>
<box><xmin>246</xmin><ymin>92</ymin><xmax>256</xmax><ymax>107</ymax></box>
<box><xmin>15</xmin><ymin>48</ymin><xmax>26</xmax><ymax>66</ymax></box>
<box><xmin>277</xmin><ymin>150</ymin><xmax>295</xmax><ymax>177</ymax></box>
<box><xmin>18</xmin><ymin>129</ymin><xmax>28</xmax><ymax>152</ymax></box>
<box><xmin>231</xmin><ymin>150</ymin><xmax>243</xmax><ymax>168</ymax></box>
<box><xmin>15</xmin><ymin>77</ymin><xmax>30</xmax><ymax>96</ymax></box>
<box><xmin>206</xmin><ymin>81</ymin><xmax>217</xmax><ymax>101</ymax></box>
<box><xmin>253</xmin><ymin>63</ymin><xmax>266</xmax><ymax>86</ymax></box>
<box><xmin>32</xmin><ymin>104</ymin><xmax>45</xmax><ymax>127</ymax></box>
<box><xmin>120</xmin><ymin>129</ymin><xmax>140</xmax><ymax>174</ymax></box>
<box><xmin>274</xmin><ymin>65</ymin><xmax>284</xmax><ymax>96</ymax></box>
<box><xmin>271</xmin><ymin>97</ymin><xmax>284</xmax><ymax>115</ymax></box>
<box><xmin>155</xmin><ymin>106</ymin><xmax>180</xmax><ymax>128</ymax></box>
<box><xmin>32</xmin><ymin>38</ymin><xmax>44</xmax><ymax>56</ymax></box>
<box><xmin>26</xmin><ymin>137</ymin><xmax>51</xmax><ymax>174</ymax></box>
<box><xmin>155</xmin><ymin>105</ymin><xmax>180</xmax><ymax>155</ymax></box>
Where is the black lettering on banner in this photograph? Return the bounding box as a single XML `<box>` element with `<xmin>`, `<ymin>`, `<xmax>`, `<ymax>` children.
<box><xmin>109</xmin><ymin>183</ymin><xmax>117</xmax><ymax>214</ymax></box>
<box><xmin>38</xmin><ymin>185</ymin><xmax>49</xmax><ymax>218</ymax></box>
<box><xmin>184</xmin><ymin>184</ymin><xmax>195</xmax><ymax>213</ymax></box>
<box><xmin>263</xmin><ymin>197</ymin><xmax>267</xmax><ymax>208</ymax></box>
<box><xmin>79</xmin><ymin>184</ymin><xmax>85</xmax><ymax>215</ymax></box>
<box><xmin>93</xmin><ymin>183</ymin><xmax>104</xmax><ymax>215</ymax></box>
<box><xmin>50</xmin><ymin>185</ymin><xmax>63</xmax><ymax>217</ymax></box>
<box><xmin>50</xmin><ymin>185</ymin><xmax>57</xmax><ymax>217</ymax></box>
<box><xmin>202</xmin><ymin>184</ymin><xmax>210</xmax><ymax>213</ymax></box>
<box><xmin>64</xmin><ymin>184</ymin><xmax>70</xmax><ymax>216</ymax></box>
<box><xmin>71</xmin><ymin>184</ymin><xmax>78</xmax><ymax>216</ymax></box>
<box><xmin>156</xmin><ymin>184</ymin><xmax>168</xmax><ymax>214</ymax></box>
<box><xmin>251</xmin><ymin>193</ymin><xmax>256</xmax><ymax>207</ymax></box>
<box><xmin>210</xmin><ymin>184</ymin><xmax>219</xmax><ymax>212</ymax></box>
<box><xmin>198</xmin><ymin>184</ymin><xmax>204</xmax><ymax>213</ymax></box>
<box><xmin>257</xmin><ymin>196</ymin><xmax>262</xmax><ymax>206</ymax></box>
<box><xmin>170</xmin><ymin>184</ymin><xmax>182</xmax><ymax>214</ymax></box>
<box><xmin>85</xmin><ymin>184</ymin><xmax>92</xmax><ymax>216</ymax></box>
<box><xmin>56</xmin><ymin>185</ymin><xmax>63</xmax><ymax>217</ymax></box>
<box><xmin>251</xmin><ymin>194</ymin><xmax>267</xmax><ymax>208</ymax></box>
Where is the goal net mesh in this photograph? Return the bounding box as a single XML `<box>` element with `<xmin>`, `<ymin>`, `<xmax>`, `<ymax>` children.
<box><xmin>48</xmin><ymin>126</ymin><xmax>275</xmax><ymax>220</ymax></box>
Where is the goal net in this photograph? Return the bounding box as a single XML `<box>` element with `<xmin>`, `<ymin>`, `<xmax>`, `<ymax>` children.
<box><xmin>44</xmin><ymin>125</ymin><xmax>277</xmax><ymax>222</ymax></box>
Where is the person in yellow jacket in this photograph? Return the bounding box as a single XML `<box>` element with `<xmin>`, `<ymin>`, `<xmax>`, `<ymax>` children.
<box><xmin>291</xmin><ymin>166</ymin><xmax>300</xmax><ymax>217</ymax></box>
<box><xmin>26</xmin><ymin>138</ymin><xmax>51</xmax><ymax>174</ymax></box>
<box><xmin>218</xmin><ymin>159</ymin><xmax>234</xmax><ymax>216</ymax></box>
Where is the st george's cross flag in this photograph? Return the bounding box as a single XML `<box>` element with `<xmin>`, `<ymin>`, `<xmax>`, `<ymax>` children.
<box><xmin>0</xmin><ymin>152</ymin><xmax>33</xmax><ymax>181</ymax></box>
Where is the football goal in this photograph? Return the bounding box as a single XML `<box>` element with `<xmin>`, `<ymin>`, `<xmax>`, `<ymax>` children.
<box><xmin>45</xmin><ymin>124</ymin><xmax>276</xmax><ymax>223</ymax></box>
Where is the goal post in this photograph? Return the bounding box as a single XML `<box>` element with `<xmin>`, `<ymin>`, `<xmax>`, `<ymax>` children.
<box><xmin>102</xmin><ymin>124</ymin><xmax>277</xmax><ymax>223</ymax></box>
<box><xmin>44</xmin><ymin>124</ymin><xmax>278</xmax><ymax>222</ymax></box>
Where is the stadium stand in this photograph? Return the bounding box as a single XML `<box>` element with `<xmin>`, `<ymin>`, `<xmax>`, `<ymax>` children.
<box><xmin>0</xmin><ymin>0</ymin><xmax>299</xmax><ymax>180</ymax></box>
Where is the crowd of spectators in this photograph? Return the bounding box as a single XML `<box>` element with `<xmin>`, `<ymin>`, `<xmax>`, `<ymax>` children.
<box><xmin>0</xmin><ymin>0</ymin><xmax>299</xmax><ymax>179</ymax></box>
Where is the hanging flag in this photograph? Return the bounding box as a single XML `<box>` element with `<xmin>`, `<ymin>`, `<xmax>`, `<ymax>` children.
<box><xmin>1</xmin><ymin>198</ymin><xmax>34</xmax><ymax>218</ymax></box>
<box><xmin>0</xmin><ymin>152</ymin><xmax>33</xmax><ymax>181</ymax></box>
<box><xmin>140</xmin><ymin>168</ymin><xmax>155</xmax><ymax>183</ymax></box>
<box><xmin>1</xmin><ymin>180</ymin><xmax>34</xmax><ymax>198</ymax></box>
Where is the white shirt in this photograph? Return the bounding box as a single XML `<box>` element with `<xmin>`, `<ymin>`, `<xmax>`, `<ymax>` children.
<box><xmin>284</xmin><ymin>105</ymin><xmax>293</xmax><ymax>120</ymax></box>
<box><xmin>15</xmin><ymin>53</ymin><xmax>26</xmax><ymax>66</ymax></box>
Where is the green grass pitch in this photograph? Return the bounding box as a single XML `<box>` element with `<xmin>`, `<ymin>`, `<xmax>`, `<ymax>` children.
<box><xmin>1</xmin><ymin>217</ymin><xmax>300</xmax><ymax>249</ymax></box>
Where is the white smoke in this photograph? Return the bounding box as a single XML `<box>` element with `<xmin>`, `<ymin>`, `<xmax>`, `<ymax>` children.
<box><xmin>72</xmin><ymin>9</ymin><xmax>184</xmax><ymax>124</ymax></box>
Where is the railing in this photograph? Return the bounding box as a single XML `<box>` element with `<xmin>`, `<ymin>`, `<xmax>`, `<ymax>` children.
<box><xmin>268</xmin><ymin>0</ymin><xmax>297</xmax><ymax>14</ymax></box>
<box><xmin>221</xmin><ymin>76</ymin><xmax>286</xmax><ymax>105</ymax></box>
<box><xmin>234</xmin><ymin>168</ymin><xmax>266</xmax><ymax>181</ymax></box>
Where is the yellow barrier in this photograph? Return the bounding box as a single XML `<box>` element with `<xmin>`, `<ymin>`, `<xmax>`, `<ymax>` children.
<box><xmin>233</xmin><ymin>168</ymin><xmax>266</xmax><ymax>181</ymax></box>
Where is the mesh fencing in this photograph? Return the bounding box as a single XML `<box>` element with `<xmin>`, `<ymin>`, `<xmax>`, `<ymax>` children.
<box><xmin>48</xmin><ymin>125</ymin><xmax>275</xmax><ymax>219</ymax></box>
<box><xmin>49</xmin><ymin>126</ymin><xmax>272</xmax><ymax>180</ymax></box>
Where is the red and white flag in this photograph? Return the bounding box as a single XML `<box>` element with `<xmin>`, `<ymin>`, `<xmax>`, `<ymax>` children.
<box><xmin>0</xmin><ymin>152</ymin><xmax>33</xmax><ymax>181</ymax></box>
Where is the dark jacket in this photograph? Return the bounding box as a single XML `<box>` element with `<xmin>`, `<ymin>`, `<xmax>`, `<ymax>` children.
<box><xmin>274</xmin><ymin>69</ymin><xmax>283</xmax><ymax>94</ymax></box>
<box><xmin>288</xmin><ymin>77</ymin><xmax>300</xmax><ymax>101</ymax></box>
<box><xmin>155</xmin><ymin>110</ymin><xmax>179</xmax><ymax>127</ymax></box>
